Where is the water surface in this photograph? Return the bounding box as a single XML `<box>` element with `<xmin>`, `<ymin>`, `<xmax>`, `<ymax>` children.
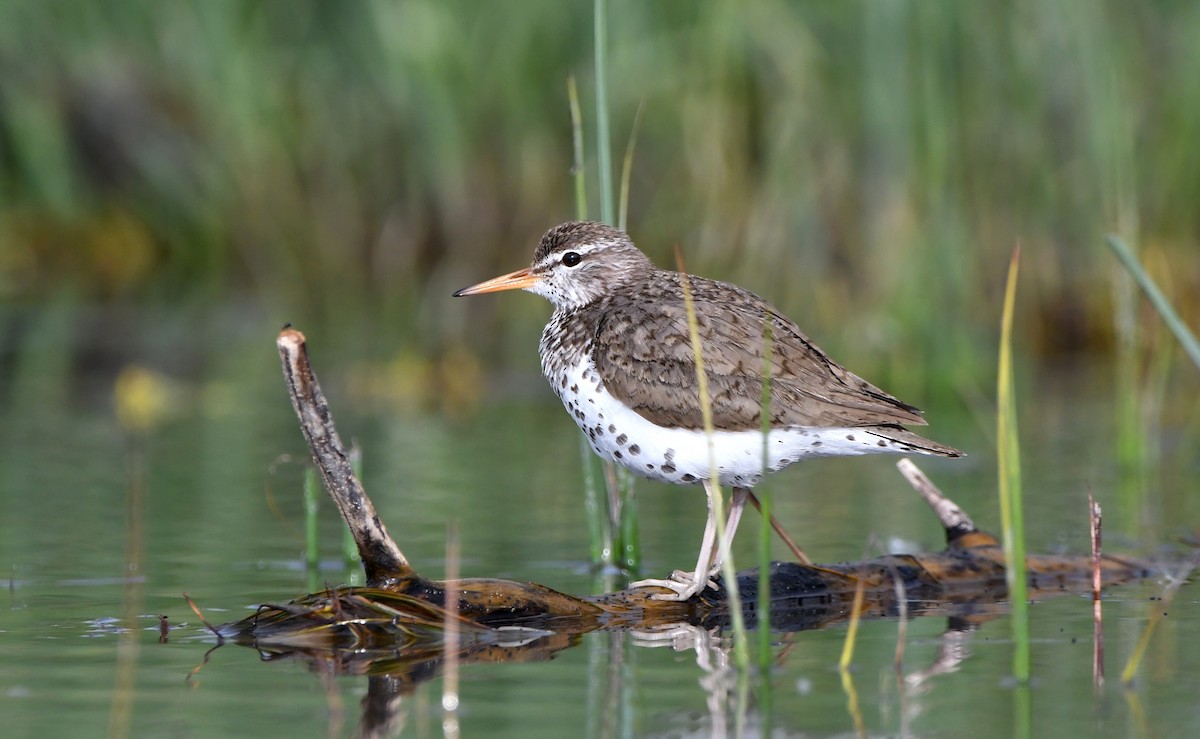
<box><xmin>1</xmin><ymin>316</ymin><xmax>1195</xmax><ymax>738</ymax></box>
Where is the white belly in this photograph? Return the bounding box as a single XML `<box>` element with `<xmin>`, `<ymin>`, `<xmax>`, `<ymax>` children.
<box><xmin>551</xmin><ymin>356</ymin><xmax>914</xmax><ymax>488</ymax></box>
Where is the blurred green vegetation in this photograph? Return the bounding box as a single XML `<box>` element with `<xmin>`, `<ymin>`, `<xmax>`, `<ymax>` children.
<box><xmin>1</xmin><ymin>1</ymin><xmax>1198</xmax><ymax>412</ymax></box>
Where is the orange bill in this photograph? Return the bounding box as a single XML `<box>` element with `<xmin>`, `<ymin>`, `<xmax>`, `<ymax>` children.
<box><xmin>453</xmin><ymin>267</ymin><xmax>542</xmax><ymax>296</ymax></box>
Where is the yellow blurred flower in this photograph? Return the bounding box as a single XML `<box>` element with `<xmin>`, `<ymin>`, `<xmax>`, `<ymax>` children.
<box><xmin>114</xmin><ymin>365</ymin><xmax>171</xmax><ymax>433</ymax></box>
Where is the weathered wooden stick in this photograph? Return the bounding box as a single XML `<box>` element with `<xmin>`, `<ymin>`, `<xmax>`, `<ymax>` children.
<box><xmin>897</xmin><ymin>458</ymin><xmax>976</xmax><ymax>541</ymax></box>
<box><xmin>211</xmin><ymin>326</ymin><xmax>1162</xmax><ymax>711</ymax></box>
<box><xmin>278</xmin><ymin>328</ymin><xmax>411</xmax><ymax>587</ymax></box>
<box><xmin>264</xmin><ymin>326</ymin><xmax>1154</xmax><ymax>633</ymax></box>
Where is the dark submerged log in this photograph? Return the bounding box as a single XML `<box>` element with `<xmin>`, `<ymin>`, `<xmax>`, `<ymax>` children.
<box><xmin>222</xmin><ymin>328</ymin><xmax>1153</xmax><ymax>646</ymax></box>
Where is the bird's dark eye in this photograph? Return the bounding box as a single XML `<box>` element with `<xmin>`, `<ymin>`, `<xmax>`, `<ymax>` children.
<box><xmin>561</xmin><ymin>251</ymin><xmax>582</xmax><ymax>267</ymax></box>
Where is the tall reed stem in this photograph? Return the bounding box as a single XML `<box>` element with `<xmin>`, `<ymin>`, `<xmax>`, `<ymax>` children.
<box><xmin>676</xmin><ymin>247</ymin><xmax>749</xmax><ymax>669</ymax></box>
<box><xmin>304</xmin><ymin>467</ymin><xmax>321</xmax><ymax>593</ymax></box>
<box><xmin>757</xmin><ymin>323</ymin><xmax>774</xmax><ymax>675</ymax></box>
<box><xmin>567</xmin><ymin>74</ymin><xmax>606</xmax><ymax>567</ymax></box>
<box><xmin>997</xmin><ymin>247</ymin><xmax>1030</xmax><ymax>683</ymax></box>
<box><xmin>594</xmin><ymin>0</ymin><xmax>614</xmax><ymax>226</ymax></box>
<box><xmin>1106</xmin><ymin>235</ymin><xmax>1200</xmax><ymax>370</ymax></box>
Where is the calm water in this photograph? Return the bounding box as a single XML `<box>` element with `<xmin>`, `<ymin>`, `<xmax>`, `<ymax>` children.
<box><xmin>2</xmin><ymin>315</ymin><xmax>1197</xmax><ymax>738</ymax></box>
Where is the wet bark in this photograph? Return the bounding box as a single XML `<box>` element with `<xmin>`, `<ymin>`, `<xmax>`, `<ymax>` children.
<box><xmin>229</xmin><ymin>327</ymin><xmax>1155</xmax><ymax>641</ymax></box>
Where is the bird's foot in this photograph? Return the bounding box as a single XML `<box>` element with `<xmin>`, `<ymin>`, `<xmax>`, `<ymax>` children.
<box><xmin>630</xmin><ymin>622</ymin><xmax>706</xmax><ymax>648</ymax></box>
<box><xmin>673</xmin><ymin>569</ymin><xmax>720</xmax><ymax>590</ymax></box>
<box><xmin>630</xmin><ymin>570</ymin><xmax>718</xmax><ymax>602</ymax></box>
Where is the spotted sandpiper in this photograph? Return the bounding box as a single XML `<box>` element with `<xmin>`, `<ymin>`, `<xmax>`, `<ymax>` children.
<box><xmin>455</xmin><ymin>221</ymin><xmax>962</xmax><ymax>601</ymax></box>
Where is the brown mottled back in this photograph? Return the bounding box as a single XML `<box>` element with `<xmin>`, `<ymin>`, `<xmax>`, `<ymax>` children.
<box><xmin>590</xmin><ymin>271</ymin><xmax>928</xmax><ymax>433</ymax></box>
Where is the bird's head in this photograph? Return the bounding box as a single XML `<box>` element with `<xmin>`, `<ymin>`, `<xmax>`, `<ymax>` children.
<box><xmin>453</xmin><ymin>221</ymin><xmax>652</xmax><ymax>310</ymax></box>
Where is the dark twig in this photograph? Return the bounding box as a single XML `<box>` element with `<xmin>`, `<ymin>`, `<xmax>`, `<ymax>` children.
<box><xmin>896</xmin><ymin>459</ymin><xmax>976</xmax><ymax>540</ymax></box>
<box><xmin>252</xmin><ymin>326</ymin><xmax>1157</xmax><ymax>633</ymax></box>
<box><xmin>277</xmin><ymin>328</ymin><xmax>412</xmax><ymax>586</ymax></box>
<box><xmin>1089</xmin><ymin>491</ymin><xmax>1104</xmax><ymax>690</ymax></box>
<box><xmin>184</xmin><ymin>592</ymin><xmax>223</xmax><ymax>639</ymax></box>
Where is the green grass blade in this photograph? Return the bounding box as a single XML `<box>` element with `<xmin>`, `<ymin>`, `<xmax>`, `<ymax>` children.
<box><xmin>1106</xmin><ymin>234</ymin><xmax>1200</xmax><ymax>370</ymax></box>
<box><xmin>618</xmin><ymin>481</ymin><xmax>640</xmax><ymax>570</ymax></box>
<box><xmin>1107</xmin><ymin>230</ymin><xmax>1147</xmax><ymax>510</ymax></box>
<box><xmin>997</xmin><ymin>247</ymin><xmax>1030</xmax><ymax>683</ymax></box>
<box><xmin>304</xmin><ymin>466</ymin><xmax>321</xmax><ymax>593</ymax></box>
<box><xmin>567</xmin><ymin>73</ymin><xmax>608</xmax><ymax>568</ymax></box>
<box><xmin>676</xmin><ymin>246</ymin><xmax>749</xmax><ymax>669</ymax></box>
<box><xmin>617</xmin><ymin>100</ymin><xmax>645</xmax><ymax>233</ymax></box>
<box><xmin>838</xmin><ymin>575</ymin><xmax>866</xmax><ymax>672</ymax></box>
<box><xmin>1121</xmin><ymin>564</ymin><xmax>1196</xmax><ymax>685</ymax></box>
<box><xmin>591</xmin><ymin>0</ymin><xmax>639</xmax><ymax>572</ymax></box>
<box><xmin>345</xmin><ymin>446</ymin><xmax>364</xmax><ymax>585</ymax></box>
<box><xmin>839</xmin><ymin>665</ymin><xmax>866</xmax><ymax>738</ymax></box>
<box><xmin>581</xmin><ymin>450</ymin><xmax>607</xmax><ymax>568</ymax></box>
<box><xmin>757</xmin><ymin>322</ymin><xmax>774</xmax><ymax>674</ymax></box>
<box><xmin>567</xmin><ymin>75</ymin><xmax>589</xmax><ymax>223</ymax></box>
<box><xmin>593</xmin><ymin>0</ymin><xmax>614</xmax><ymax>226</ymax></box>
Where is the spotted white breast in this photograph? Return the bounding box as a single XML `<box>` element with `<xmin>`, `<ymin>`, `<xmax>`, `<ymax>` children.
<box><xmin>546</xmin><ymin>352</ymin><xmax>917</xmax><ymax>489</ymax></box>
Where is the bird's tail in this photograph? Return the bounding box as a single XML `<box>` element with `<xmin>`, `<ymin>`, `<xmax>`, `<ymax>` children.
<box><xmin>869</xmin><ymin>425</ymin><xmax>964</xmax><ymax>458</ymax></box>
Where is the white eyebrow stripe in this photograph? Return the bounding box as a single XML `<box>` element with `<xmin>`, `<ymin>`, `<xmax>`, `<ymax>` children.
<box><xmin>534</xmin><ymin>241</ymin><xmax>607</xmax><ymax>270</ymax></box>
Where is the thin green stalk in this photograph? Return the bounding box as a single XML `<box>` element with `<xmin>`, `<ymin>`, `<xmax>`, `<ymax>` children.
<box><xmin>839</xmin><ymin>538</ymin><xmax>873</xmax><ymax>680</ymax></box>
<box><xmin>1121</xmin><ymin>599</ymin><xmax>1165</xmax><ymax>685</ymax></box>
<box><xmin>1121</xmin><ymin>563</ymin><xmax>1196</xmax><ymax>685</ymax></box>
<box><xmin>839</xmin><ymin>575</ymin><xmax>866</xmax><ymax>672</ymax></box>
<box><xmin>567</xmin><ymin>75</ymin><xmax>588</xmax><ymax>224</ymax></box>
<box><xmin>304</xmin><ymin>466</ymin><xmax>321</xmax><ymax>593</ymax></box>
<box><xmin>582</xmin><ymin>452</ymin><xmax>608</xmax><ymax>568</ymax></box>
<box><xmin>997</xmin><ymin>247</ymin><xmax>1030</xmax><ymax>683</ymax></box>
<box><xmin>676</xmin><ymin>247</ymin><xmax>749</xmax><ymax>669</ymax></box>
<box><xmin>839</xmin><ymin>665</ymin><xmax>866</xmax><ymax>739</ymax></box>
<box><xmin>617</xmin><ymin>100</ymin><xmax>645</xmax><ymax>233</ymax></box>
<box><xmin>342</xmin><ymin>514</ymin><xmax>358</xmax><ymax>579</ymax></box>
<box><xmin>567</xmin><ymin>74</ymin><xmax>606</xmax><ymax>567</ymax></box>
<box><xmin>1109</xmin><ymin>233</ymin><xmax>1148</xmax><ymax>511</ymax></box>
<box><xmin>1106</xmin><ymin>234</ymin><xmax>1200</xmax><ymax>370</ymax></box>
<box><xmin>592</xmin><ymin>0</ymin><xmax>638</xmax><ymax>573</ymax></box>
<box><xmin>1123</xmin><ymin>689</ymin><xmax>1151</xmax><ymax>738</ymax></box>
<box><xmin>108</xmin><ymin>435</ymin><xmax>147</xmax><ymax>739</ymax></box>
<box><xmin>735</xmin><ymin>670</ymin><xmax>751</xmax><ymax>739</ymax></box>
<box><xmin>617</xmin><ymin>479</ymin><xmax>640</xmax><ymax>570</ymax></box>
<box><xmin>613</xmin><ymin>98</ymin><xmax>644</xmax><ymax>570</ymax></box>
<box><xmin>594</xmin><ymin>0</ymin><xmax>614</xmax><ymax>226</ymax></box>
<box><xmin>757</xmin><ymin>322</ymin><xmax>774</xmax><ymax>676</ymax></box>
<box><xmin>344</xmin><ymin>446</ymin><xmax>363</xmax><ymax>585</ymax></box>
<box><xmin>1014</xmin><ymin>682</ymin><xmax>1032</xmax><ymax>739</ymax></box>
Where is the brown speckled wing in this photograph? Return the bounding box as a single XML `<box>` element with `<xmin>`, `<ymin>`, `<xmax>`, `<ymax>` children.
<box><xmin>592</xmin><ymin>272</ymin><xmax>930</xmax><ymax>433</ymax></box>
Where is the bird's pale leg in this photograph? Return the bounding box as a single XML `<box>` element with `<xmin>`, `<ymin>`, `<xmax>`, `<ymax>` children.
<box><xmin>746</xmin><ymin>491</ymin><xmax>812</xmax><ymax>565</ymax></box>
<box><xmin>705</xmin><ymin>486</ymin><xmax>749</xmax><ymax>578</ymax></box>
<box><xmin>631</xmin><ymin>479</ymin><xmax>722</xmax><ymax>601</ymax></box>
